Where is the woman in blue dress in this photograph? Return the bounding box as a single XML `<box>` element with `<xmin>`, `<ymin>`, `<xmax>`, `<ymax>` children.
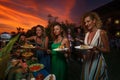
<box><xmin>26</xmin><ymin>25</ymin><xmax>50</xmax><ymax>72</ymax></box>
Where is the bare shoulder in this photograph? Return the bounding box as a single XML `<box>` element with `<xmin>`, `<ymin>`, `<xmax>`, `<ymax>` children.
<box><xmin>61</xmin><ymin>37</ymin><xmax>68</xmax><ymax>44</ymax></box>
<box><xmin>63</xmin><ymin>37</ymin><xmax>69</xmax><ymax>42</ymax></box>
<box><xmin>45</xmin><ymin>36</ymin><xmax>48</xmax><ymax>39</ymax></box>
<box><xmin>45</xmin><ymin>36</ymin><xmax>49</xmax><ymax>41</ymax></box>
<box><xmin>100</xmin><ymin>30</ymin><xmax>107</xmax><ymax>36</ymax></box>
<box><xmin>100</xmin><ymin>30</ymin><xmax>108</xmax><ymax>40</ymax></box>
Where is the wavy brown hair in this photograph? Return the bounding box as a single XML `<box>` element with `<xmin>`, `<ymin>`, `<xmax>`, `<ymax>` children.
<box><xmin>81</xmin><ymin>12</ymin><xmax>102</xmax><ymax>32</ymax></box>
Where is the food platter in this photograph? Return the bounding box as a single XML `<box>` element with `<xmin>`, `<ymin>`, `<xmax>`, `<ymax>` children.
<box><xmin>75</xmin><ymin>45</ymin><xmax>93</xmax><ymax>50</ymax></box>
<box><xmin>21</xmin><ymin>43</ymin><xmax>35</xmax><ymax>49</ymax></box>
<box><xmin>29</xmin><ymin>63</ymin><xmax>44</xmax><ymax>72</ymax></box>
<box><xmin>22</xmin><ymin>52</ymin><xmax>33</xmax><ymax>58</ymax></box>
<box><xmin>21</xmin><ymin>45</ymin><xmax>35</xmax><ymax>49</ymax></box>
<box><xmin>53</xmin><ymin>48</ymin><xmax>68</xmax><ymax>51</ymax></box>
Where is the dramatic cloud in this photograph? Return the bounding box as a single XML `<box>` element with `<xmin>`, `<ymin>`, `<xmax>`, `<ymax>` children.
<box><xmin>0</xmin><ymin>5</ymin><xmax>47</xmax><ymax>33</ymax></box>
<box><xmin>0</xmin><ymin>0</ymin><xmax>112</xmax><ymax>33</ymax></box>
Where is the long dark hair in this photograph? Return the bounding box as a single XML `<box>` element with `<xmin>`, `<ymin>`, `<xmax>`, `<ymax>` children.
<box><xmin>51</xmin><ymin>22</ymin><xmax>66</xmax><ymax>40</ymax></box>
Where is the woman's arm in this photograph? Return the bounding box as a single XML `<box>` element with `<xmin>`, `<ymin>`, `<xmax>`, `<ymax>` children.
<box><xmin>96</xmin><ymin>30</ymin><xmax>110</xmax><ymax>53</ymax></box>
<box><xmin>44</xmin><ymin>36</ymin><xmax>49</xmax><ymax>50</ymax></box>
<box><xmin>62</xmin><ymin>38</ymin><xmax>71</xmax><ymax>57</ymax></box>
<box><xmin>26</xmin><ymin>36</ymin><xmax>35</xmax><ymax>41</ymax></box>
<box><xmin>36</xmin><ymin>36</ymin><xmax>49</xmax><ymax>51</ymax></box>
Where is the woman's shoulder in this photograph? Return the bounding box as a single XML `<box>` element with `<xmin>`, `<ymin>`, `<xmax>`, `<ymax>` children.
<box><xmin>100</xmin><ymin>29</ymin><xmax>107</xmax><ymax>35</ymax></box>
<box><xmin>43</xmin><ymin>36</ymin><xmax>48</xmax><ymax>40</ymax></box>
<box><xmin>45</xmin><ymin>36</ymin><xmax>48</xmax><ymax>39</ymax></box>
<box><xmin>62</xmin><ymin>37</ymin><xmax>69</xmax><ymax>42</ymax></box>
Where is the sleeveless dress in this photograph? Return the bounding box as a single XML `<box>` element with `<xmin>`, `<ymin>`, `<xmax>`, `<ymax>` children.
<box><xmin>35</xmin><ymin>37</ymin><xmax>50</xmax><ymax>73</ymax></box>
<box><xmin>81</xmin><ymin>29</ymin><xmax>108</xmax><ymax>80</ymax></box>
<box><xmin>51</xmin><ymin>42</ymin><xmax>67</xmax><ymax>80</ymax></box>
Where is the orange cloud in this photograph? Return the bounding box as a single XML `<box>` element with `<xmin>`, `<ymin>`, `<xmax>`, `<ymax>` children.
<box><xmin>0</xmin><ymin>5</ymin><xmax>47</xmax><ymax>33</ymax></box>
<box><xmin>45</xmin><ymin>0</ymin><xmax>75</xmax><ymax>22</ymax></box>
<box><xmin>0</xmin><ymin>0</ymin><xmax>76</xmax><ymax>33</ymax></box>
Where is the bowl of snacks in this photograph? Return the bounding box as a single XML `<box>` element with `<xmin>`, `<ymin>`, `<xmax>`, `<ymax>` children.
<box><xmin>22</xmin><ymin>51</ymin><xmax>33</xmax><ymax>59</ymax></box>
<box><xmin>29</xmin><ymin>63</ymin><xmax>44</xmax><ymax>72</ymax></box>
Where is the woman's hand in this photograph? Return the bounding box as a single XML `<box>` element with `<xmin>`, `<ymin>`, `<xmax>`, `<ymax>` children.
<box><xmin>35</xmin><ymin>46</ymin><xmax>45</xmax><ymax>51</ymax></box>
<box><xmin>47</xmin><ymin>49</ymin><xmax>51</xmax><ymax>54</ymax></box>
<box><xmin>92</xmin><ymin>46</ymin><xmax>100</xmax><ymax>54</ymax></box>
<box><xmin>75</xmin><ymin>38</ymin><xmax>79</xmax><ymax>41</ymax></box>
<box><xmin>83</xmin><ymin>50</ymin><xmax>92</xmax><ymax>60</ymax></box>
<box><xmin>83</xmin><ymin>48</ymin><xmax>99</xmax><ymax>61</ymax></box>
<box><xmin>64</xmin><ymin>53</ymin><xmax>69</xmax><ymax>58</ymax></box>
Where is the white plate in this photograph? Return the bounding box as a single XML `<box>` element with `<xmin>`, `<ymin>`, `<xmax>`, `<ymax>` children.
<box><xmin>44</xmin><ymin>74</ymin><xmax>56</xmax><ymax>80</ymax></box>
<box><xmin>75</xmin><ymin>45</ymin><xmax>93</xmax><ymax>50</ymax></box>
<box><xmin>53</xmin><ymin>48</ymin><xmax>68</xmax><ymax>51</ymax></box>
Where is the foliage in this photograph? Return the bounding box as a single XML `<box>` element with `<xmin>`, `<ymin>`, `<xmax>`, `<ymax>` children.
<box><xmin>26</xmin><ymin>26</ymin><xmax>36</xmax><ymax>37</ymax></box>
<box><xmin>0</xmin><ymin>34</ymin><xmax>20</xmax><ymax>79</ymax></box>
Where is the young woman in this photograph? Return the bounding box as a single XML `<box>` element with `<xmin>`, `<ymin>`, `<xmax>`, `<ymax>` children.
<box><xmin>51</xmin><ymin>22</ymin><xmax>70</xmax><ymax>80</ymax></box>
<box><xmin>81</xmin><ymin>12</ymin><xmax>110</xmax><ymax>80</ymax></box>
<box><xmin>26</xmin><ymin>25</ymin><xmax>50</xmax><ymax>72</ymax></box>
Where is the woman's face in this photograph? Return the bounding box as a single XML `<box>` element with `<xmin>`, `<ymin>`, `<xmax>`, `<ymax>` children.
<box><xmin>36</xmin><ymin>27</ymin><xmax>42</xmax><ymax>36</ymax></box>
<box><xmin>53</xmin><ymin>25</ymin><xmax>62</xmax><ymax>36</ymax></box>
<box><xmin>77</xmin><ymin>28</ymin><xmax>81</xmax><ymax>33</ymax></box>
<box><xmin>84</xmin><ymin>16</ymin><xmax>95</xmax><ymax>31</ymax></box>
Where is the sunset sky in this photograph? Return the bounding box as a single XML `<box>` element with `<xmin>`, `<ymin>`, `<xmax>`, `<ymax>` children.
<box><xmin>0</xmin><ymin>0</ymin><xmax>112</xmax><ymax>33</ymax></box>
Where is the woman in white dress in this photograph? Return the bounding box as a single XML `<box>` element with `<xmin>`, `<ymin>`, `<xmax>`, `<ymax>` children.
<box><xmin>81</xmin><ymin>12</ymin><xmax>110</xmax><ymax>80</ymax></box>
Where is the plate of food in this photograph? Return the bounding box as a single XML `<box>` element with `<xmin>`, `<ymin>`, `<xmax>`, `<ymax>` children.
<box><xmin>53</xmin><ymin>48</ymin><xmax>68</xmax><ymax>51</ymax></box>
<box><xmin>21</xmin><ymin>43</ymin><xmax>35</xmax><ymax>48</ymax></box>
<box><xmin>22</xmin><ymin>52</ymin><xmax>33</xmax><ymax>58</ymax></box>
<box><xmin>29</xmin><ymin>63</ymin><xmax>44</xmax><ymax>72</ymax></box>
<box><xmin>53</xmin><ymin>45</ymin><xmax>68</xmax><ymax>51</ymax></box>
<box><xmin>75</xmin><ymin>45</ymin><xmax>93</xmax><ymax>50</ymax></box>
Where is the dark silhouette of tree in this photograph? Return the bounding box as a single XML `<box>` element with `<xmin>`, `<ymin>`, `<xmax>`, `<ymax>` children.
<box><xmin>10</xmin><ymin>31</ymin><xmax>16</xmax><ymax>37</ymax></box>
<box><xmin>47</xmin><ymin>14</ymin><xmax>59</xmax><ymax>23</ymax></box>
<box><xmin>16</xmin><ymin>27</ymin><xmax>24</xmax><ymax>34</ymax></box>
<box><xmin>54</xmin><ymin>16</ymin><xmax>58</xmax><ymax>22</ymax></box>
<box><xmin>26</xmin><ymin>26</ymin><xmax>36</xmax><ymax>37</ymax></box>
<box><xmin>48</xmin><ymin>14</ymin><xmax>53</xmax><ymax>23</ymax></box>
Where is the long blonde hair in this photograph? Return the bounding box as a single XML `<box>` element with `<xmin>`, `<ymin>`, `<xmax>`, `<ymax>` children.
<box><xmin>81</xmin><ymin>12</ymin><xmax>102</xmax><ymax>32</ymax></box>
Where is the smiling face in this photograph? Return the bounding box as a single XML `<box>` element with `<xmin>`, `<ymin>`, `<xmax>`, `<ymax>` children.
<box><xmin>53</xmin><ymin>25</ymin><xmax>62</xmax><ymax>36</ymax></box>
<box><xmin>84</xmin><ymin>16</ymin><xmax>96</xmax><ymax>31</ymax></box>
<box><xmin>36</xmin><ymin>27</ymin><xmax>43</xmax><ymax>37</ymax></box>
<box><xmin>67</xmin><ymin>28</ymin><xmax>71</xmax><ymax>34</ymax></box>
